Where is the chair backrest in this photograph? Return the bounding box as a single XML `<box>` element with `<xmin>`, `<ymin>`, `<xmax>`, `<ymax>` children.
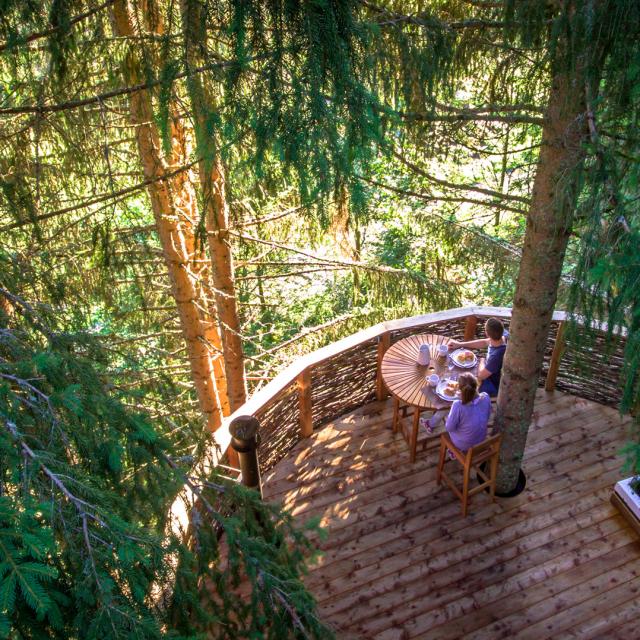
<box><xmin>465</xmin><ymin>433</ymin><xmax>502</xmax><ymax>465</ymax></box>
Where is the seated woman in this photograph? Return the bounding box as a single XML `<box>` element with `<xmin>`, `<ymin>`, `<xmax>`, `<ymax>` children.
<box><xmin>444</xmin><ymin>373</ymin><xmax>491</xmax><ymax>454</ymax></box>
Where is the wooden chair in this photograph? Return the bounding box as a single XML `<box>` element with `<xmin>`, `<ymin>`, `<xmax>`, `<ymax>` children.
<box><xmin>437</xmin><ymin>432</ymin><xmax>502</xmax><ymax>517</ymax></box>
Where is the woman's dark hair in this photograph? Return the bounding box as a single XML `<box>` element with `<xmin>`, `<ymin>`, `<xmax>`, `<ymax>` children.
<box><xmin>458</xmin><ymin>372</ymin><xmax>478</xmax><ymax>404</ymax></box>
<box><xmin>485</xmin><ymin>317</ymin><xmax>504</xmax><ymax>340</ymax></box>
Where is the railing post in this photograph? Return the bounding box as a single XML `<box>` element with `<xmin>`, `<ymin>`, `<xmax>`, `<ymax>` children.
<box><xmin>376</xmin><ymin>332</ymin><xmax>391</xmax><ymax>401</ymax></box>
<box><xmin>229</xmin><ymin>415</ymin><xmax>262</xmax><ymax>496</ymax></box>
<box><xmin>297</xmin><ymin>368</ymin><xmax>313</xmax><ymax>438</ymax></box>
<box><xmin>464</xmin><ymin>315</ymin><xmax>478</xmax><ymax>340</ymax></box>
<box><xmin>545</xmin><ymin>321</ymin><xmax>566</xmax><ymax>392</ymax></box>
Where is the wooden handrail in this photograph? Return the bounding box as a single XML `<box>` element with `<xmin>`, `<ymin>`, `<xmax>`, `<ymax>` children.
<box><xmin>211</xmin><ymin>306</ymin><xmax>625</xmax><ymax>464</ymax></box>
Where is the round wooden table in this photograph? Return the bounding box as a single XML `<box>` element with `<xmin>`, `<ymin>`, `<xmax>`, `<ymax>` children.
<box><xmin>380</xmin><ymin>333</ymin><xmax>480</xmax><ymax>462</ymax></box>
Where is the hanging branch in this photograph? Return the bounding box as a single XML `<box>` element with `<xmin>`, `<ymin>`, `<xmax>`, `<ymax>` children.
<box><xmin>228</xmin><ymin>230</ymin><xmax>440</xmax><ymax>278</ymax></box>
<box><xmin>358</xmin><ymin>177</ymin><xmax>523</xmax><ymax>257</ymax></box>
<box><xmin>0</xmin><ymin>1</ymin><xmax>117</xmax><ymax>52</ymax></box>
<box><xmin>0</xmin><ymin>160</ymin><xmax>198</xmax><ymax>231</ymax></box>
<box><xmin>360</xmin><ymin>175</ymin><xmax>526</xmax><ymax>216</ymax></box>
<box><xmin>390</xmin><ymin>147</ymin><xmax>531</xmax><ymax>204</ymax></box>
<box><xmin>0</xmin><ymin>55</ymin><xmax>270</xmax><ymax>115</ymax></box>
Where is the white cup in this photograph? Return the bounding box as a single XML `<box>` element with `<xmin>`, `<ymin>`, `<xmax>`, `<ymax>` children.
<box><xmin>438</xmin><ymin>344</ymin><xmax>448</xmax><ymax>357</ymax></box>
<box><xmin>417</xmin><ymin>344</ymin><xmax>430</xmax><ymax>365</ymax></box>
<box><xmin>428</xmin><ymin>373</ymin><xmax>439</xmax><ymax>387</ymax></box>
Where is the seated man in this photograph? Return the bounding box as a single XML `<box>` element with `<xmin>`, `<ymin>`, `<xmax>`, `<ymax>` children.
<box><xmin>448</xmin><ymin>317</ymin><xmax>507</xmax><ymax>397</ymax></box>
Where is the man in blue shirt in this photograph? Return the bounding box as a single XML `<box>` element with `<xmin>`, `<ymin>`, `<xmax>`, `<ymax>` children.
<box><xmin>448</xmin><ymin>318</ymin><xmax>508</xmax><ymax>397</ymax></box>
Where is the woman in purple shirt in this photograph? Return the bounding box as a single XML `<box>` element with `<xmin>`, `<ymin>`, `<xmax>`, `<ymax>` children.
<box><xmin>445</xmin><ymin>373</ymin><xmax>491</xmax><ymax>452</ymax></box>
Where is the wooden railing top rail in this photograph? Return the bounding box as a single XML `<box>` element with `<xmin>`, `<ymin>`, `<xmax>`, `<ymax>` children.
<box><xmin>212</xmin><ymin>305</ymin><xmax>579</xmax><ymax>460</ymax></box>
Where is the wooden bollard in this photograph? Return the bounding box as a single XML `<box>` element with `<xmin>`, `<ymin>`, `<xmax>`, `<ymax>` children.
<box><xmin>297</xmin><ymin>369</ymin><xmax>313</xmax><ymax>438</ymax></box>
<box><xmin>464</xmin><ymin>315</ymin><xmax>478</xmax><ymax>341</ymax></box>
<box><xmin>376</xmin><ymin>332</ymin><xmax>391</xmax><ymax>401</ymax></box>
<box><xmin>229</xmin><ymin>415</ymin><xmax>262</xmax><ymax>496</ymax></box>
<box><xmin>545</xmin><ymin>321</ymin><xmax>566</xmax><ymax>392</ymax></box>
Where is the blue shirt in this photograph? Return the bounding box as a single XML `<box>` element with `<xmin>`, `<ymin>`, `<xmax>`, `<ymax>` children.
<box><xmin>485</xmin><ymin>332</ymin><xmax>508</xmax><ymax>389</ymax></box>
<box><xmin>485</xmin><ymin>344</ymin><xmax>506</xmax><ymax>388</ymax></box>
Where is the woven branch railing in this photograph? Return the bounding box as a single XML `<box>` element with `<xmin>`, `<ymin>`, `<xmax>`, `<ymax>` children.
<box><xmin>214</xmin><ymin>306</ymin><xmax>627</xmax><ymax>474</ymax></box>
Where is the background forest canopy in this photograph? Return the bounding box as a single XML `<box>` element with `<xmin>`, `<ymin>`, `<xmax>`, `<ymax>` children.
<box><xmin>1</xmin><ymin>0</ymin><xmax>640</xmax><ymax>638</ymax></box>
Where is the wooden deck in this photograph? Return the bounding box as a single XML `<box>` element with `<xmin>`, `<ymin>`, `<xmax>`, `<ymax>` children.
<box><xmin>261</xmin><ymin>390</ymin><xmax>640</xmax><ymax>639</ymax></box>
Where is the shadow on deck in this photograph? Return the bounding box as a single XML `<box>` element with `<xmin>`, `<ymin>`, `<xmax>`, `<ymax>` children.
<box><xmin>261</xmin><ymin>389</ymin><xmax>640</xmax><ymax>639</ymax></box>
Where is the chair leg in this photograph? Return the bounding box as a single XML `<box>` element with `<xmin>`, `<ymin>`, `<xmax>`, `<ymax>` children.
<box><xmin>489</xmin><ymin>452</ymin><xmax>499</xmax><ymax>502</ymax></box>
<box><xmin>392</xmin><ymin>397</ymin><xmax>399</xmax><ymax>433</ymax></box>
<box><xmin>461</xmin><ymin>464</ymin><xmax>470</xmax><ymax>517</ymax></box>
<box><xmin>409</xmin><ymin>408</ymin><xmax>420</xmax><ymax>463</ymax></box>
<box><xmin>437</xmin><ymin>439</ymin><xmax>446</xmax><ymax>485</ymax></box>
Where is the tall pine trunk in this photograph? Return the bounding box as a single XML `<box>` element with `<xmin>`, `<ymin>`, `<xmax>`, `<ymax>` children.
<box><xmin>111</xmin><ymin>0</ymin><xmax>228</xmax><ymax>430</ymax></box>
<box><xmin>181</xmin><ymin>0</ymin><xmax>247</xmax><ymax>411</ymax></box>
<box><xmin>494</xmin><ymin>61</ymin><xmax>590</xmax><ymax>492</ymax></box>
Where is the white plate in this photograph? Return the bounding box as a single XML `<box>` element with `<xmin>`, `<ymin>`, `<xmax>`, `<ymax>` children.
<box><xmin>435</xmin><ymin>379</ymin><xmax>460</xmax><ymax>402</ymax></box>
<box><xmin>450</xmin><ymin>348</ymin><xmax>477</xmax><ymax>368</ymax></box>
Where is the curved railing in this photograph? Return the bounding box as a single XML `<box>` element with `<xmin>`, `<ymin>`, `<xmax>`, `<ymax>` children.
<box><xmin>213</xmin><ymin>306</ymin><xmax>627</xmax><ymax>473</ymax></box>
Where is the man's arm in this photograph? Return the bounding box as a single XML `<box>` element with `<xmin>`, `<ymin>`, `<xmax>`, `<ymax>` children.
<box><xmin>477</xmin><ymin>366</ymin><xmax>491</xmax><ymax>381</ymax></box>
<box><xmin>448</xmin><ymin>338</ymin><xmax>490</xmax><ymax>350</ymax></box>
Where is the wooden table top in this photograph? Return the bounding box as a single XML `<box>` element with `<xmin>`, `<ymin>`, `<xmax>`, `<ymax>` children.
<box><xmin>380</xmin><ymin>333</ymin><xmax>480</xmax><ymax>410</ymax></box>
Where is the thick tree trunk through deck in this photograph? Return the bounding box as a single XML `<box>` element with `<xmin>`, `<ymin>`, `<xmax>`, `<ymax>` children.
<box><xmin>495</xmin><ymin>63</ymin><xmax>590</xmax><ymax>493</ymax></box>
<box><xmin>112</xmin><ymin>0</ymin><xmax>228</xmax><ymax>431</ymax></box>
<box><xmin>181</xmin><ymin>0</ymin><xmax>247</xmax><ymax>411</ymax></box>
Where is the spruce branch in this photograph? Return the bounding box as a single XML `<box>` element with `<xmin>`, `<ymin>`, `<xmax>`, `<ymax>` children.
<box><xmin>0</xmin><ymin>1</ymin><xmax>117</xmax><ymax>53</ymax></box>
<box><xmin>389</xmin><ymin>148</ymin><xmax>530</xmax><ymax>205</ymax></box>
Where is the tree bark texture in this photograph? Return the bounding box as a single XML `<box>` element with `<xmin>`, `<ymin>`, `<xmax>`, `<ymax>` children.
<box><xmin>112</xmin><ymin>0</ymin><xmax>228</xmax><ymax>430</ymax></box>
<box><xmin>495</xmin><ymin>63</ymin><xmax>590</xmax><ymax>493</ymax></box>
<box><xmin>181</xmin><ymin>0</ymin><xmax>247</xmax><ymax>411</ymax></box>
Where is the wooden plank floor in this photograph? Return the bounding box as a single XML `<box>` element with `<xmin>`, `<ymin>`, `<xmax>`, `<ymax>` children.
<box><xmin>261</xmin><ymin>390</ymin><xmax>640</xmax><ymax>639</ymax></box>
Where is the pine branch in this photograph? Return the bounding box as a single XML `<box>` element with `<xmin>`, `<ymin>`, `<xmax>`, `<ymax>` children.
<box><xmin>360</xmin><ymin>176</ymin><xmax>527</xmax><ymax>215</ymax></box>
<box><xmin>390</xmin><ymin>148</ymin><xmax>530</xmax><ymax>205</ymax></box>
<box><xmin>0</xmin><ymin>55</ymin><xmax>270</xmax><ymax>115</ymax></box>
<box><xmin>229</xmin><ymin>231</ymin><xmax>432</xmax><ymax>277</ymax></box>
<box><xmin>358</xmin><ymin>178</ymin><xmax>523</xmax><ymax>256</ymax></box>
<box><xmin>0</xmin><ymin>161</ymin><xmax>198</xmax><ymax>231</ymax></box>
<box><xmin>233</xmin><ymin>204</ymin><xmax>307</xmax><ymax>229</ymax></box>
<box><xmin>258</xmin><ymin>314</ymin><xmax>355</xmax><ymax>357</ymax></box>
<box><xmin>0</xmin><ymin>1</ymin><xmax>117</xmax><ymax>52</ymax></box>
<box><xmin>396</xmin><ymin>109</ymin><xmax>545</xmax><ymax>126</ymax></box>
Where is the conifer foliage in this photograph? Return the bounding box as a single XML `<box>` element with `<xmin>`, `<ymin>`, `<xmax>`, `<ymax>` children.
<box><xmin>0</xmin><ymin>268</ymin><xmax>331</xmax><ymax>638</ymax></box>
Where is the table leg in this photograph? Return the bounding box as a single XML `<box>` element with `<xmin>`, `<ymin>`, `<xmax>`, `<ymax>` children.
<box><xmin>410</xmin><ymin>407</ymin><xmax>420</xmax><ymax>463</ymax></box>
<box><xmin>392</xmin><ymin>397</ymin><xmax>399</xmax><ymax>433</ymax></box>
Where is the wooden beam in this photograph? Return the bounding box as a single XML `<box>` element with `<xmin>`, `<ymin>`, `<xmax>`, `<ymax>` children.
<box><xmin>545</xmin><ymin>321</ymin><xmax>565</xmax><ymax>392</ymax></box>
<box><xmin>464</xmin><ymin>315</ymin><xmax>478</xmax><ymax>340</ymax></box>
<box><xmin>376</xmin><ymin>332</ymin><xmax>391</xmax><ymax>401</ymax></box>
<box><xmin>298</xmin><ymin>369</ymin><xmax>313</xmax><ymax>438</ymax></box>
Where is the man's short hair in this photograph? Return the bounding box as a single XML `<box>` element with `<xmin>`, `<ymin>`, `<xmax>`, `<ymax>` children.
<box><xmin>485</xmin><ymin>317</ymin><xmax>505</xmax><ymax>340</ymax></box>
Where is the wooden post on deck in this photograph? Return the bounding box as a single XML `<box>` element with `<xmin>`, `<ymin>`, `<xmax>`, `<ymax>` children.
<box><xmin>298</xmin><ymin>368</ymin><xmax>313</xmax><ymax>438</ymax></box>
<box><xmin>545</xmin><ymin>321</ymin><xmax>566</xmax><ymax>392</ymax></box>
<box><xmin>229</xmin><ymin>415</ymin><xmax>262</xmax><ymax>496</ymax></box>
<box><xmin>376</xmin><ymin>332</ymin><xmax>391</xmax><ymax>401</ymax></box>
<box><xmin>464</xmin><ymin>315</ymin><xmax>478</xmax><ymax>341</ymax></box>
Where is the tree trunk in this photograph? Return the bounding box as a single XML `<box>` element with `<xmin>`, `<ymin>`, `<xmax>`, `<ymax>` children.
<box><xmin>181</xmin><ymin>0</ymin><xmax>247</xmax><ymax>411</ymax></box>
<box><xmin>111</xmin><ymin>0</ymin><xmax>228</xmax><ymax>430</ymax></box>
<box><xmin>494</xmin><ymin>63</ymin><xmax>590</xmax><ymax>493</ymax></box>
<box><xmin>204</xmin><ymin>163</ymin><xmax>247</xmax><ymax>410</ymax></box>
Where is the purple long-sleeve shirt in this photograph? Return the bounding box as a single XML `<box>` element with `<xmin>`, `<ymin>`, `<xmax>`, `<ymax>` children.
<box><xmin>445</xmin><ymin>392</ymin><xmax>491</xmax><ymax>451</ymax></box>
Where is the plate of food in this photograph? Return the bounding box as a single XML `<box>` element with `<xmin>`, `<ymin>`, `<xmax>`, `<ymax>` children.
<box><xmin>436</xmin><ymin>379</ymin><xmax>460</xmax><ymax>402</ymax></box>
<box><xmin>450</xmin><ymin>348</ymin><xmax>477</xmax><ymax>368</ymax></box>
